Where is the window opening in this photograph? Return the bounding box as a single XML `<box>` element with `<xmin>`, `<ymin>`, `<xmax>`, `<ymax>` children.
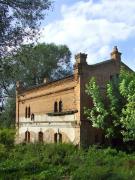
<box><xmin>31</xmin><ymin>113</ymin><xmax>35</xmax><ymax>121</ymax></box>
<box><xmin>28</xmin><ymin>106</ymin><xmax>31</xmax><ymax>118</ymax></box>
<box><xmin>59</xmin><ymin>100</ymin><xmax>62</xmax><ymax>112</ymax></box>
<box><xmin>38</xmin><ymin>131</ymin><xmax>43</xmax><ymax>142</ymax></box>
<box><xmin>25</xmin><ymin>131</ymin><xmax>30</xmax><ymax>142</ymax></box>
<box><xmin>54</xmin><ymin>101</ymin><xmax>58</xmax><ymax>112</ymax></box>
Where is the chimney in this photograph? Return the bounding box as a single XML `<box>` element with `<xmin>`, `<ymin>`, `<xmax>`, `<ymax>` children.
<box><xmin>111</xmin><ymin>46</ymin><xmax>121</xmax><ymax>61</ymax></box>
<box><xmin>43</xmin><ymin>78</ymin><xmax>49</xmax><ymax>84</ymax></box>
<box><xmin>74</xmin><ymin>53</ymin><xmax>87</xmax><ymax>79</ymax></box>
<box><xmin>75</xmin><ymin>53</ymin><xmax>87</xmax><ymax>65</ymax></box>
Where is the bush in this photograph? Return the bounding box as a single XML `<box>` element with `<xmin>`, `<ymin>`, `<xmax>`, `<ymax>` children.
<box><xmin>0</xmin><ymin>144</ymin><xmax>135</xmax><ymax>179</ymax></box>
<box><xmin>0</xmin><ymin>129</ymin><xmax>15</xmax><ymax>147</ymax></box>
<box><xmin>0</xmin><ymin>143</ymin><xmax>6</xmax><ymax>158</ymax></box>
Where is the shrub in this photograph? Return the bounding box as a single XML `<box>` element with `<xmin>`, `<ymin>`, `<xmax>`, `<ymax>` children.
<box><xmin>0</xmin><ymin>144</ymin><xmax>135</xmax><ymax>179</ymax></box>
<box><xmin>0</xmin><ymin>143</ymin><xmax>6</xmax><ymax>158</ymax></box>
<box><xmin>0</xmin><ymin>129</ymin><xmax>15</xmax><ymax>147</ymax></box>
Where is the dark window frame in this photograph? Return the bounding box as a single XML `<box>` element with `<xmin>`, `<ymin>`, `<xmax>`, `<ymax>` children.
<box><xmin>28</xmin><ymin>106</ymin><xmax>31</xmax><ymax>118</ymax></box>
<box><xmin>54</xmin><ymin>132</ymin><xmax>62</xmax><ymax>143</ymax></box>
<box><xmin>25</xmin><ymin>131</ymin><xmax>30</xmax><ymax>142</ymax></box>
<box><xmin>25</xmin><ymin>107</ymin><xmax>27</xmax><ymax>118</ymax></box>
<box><xmin>38</xmin><ymin>131</ymin><xmax>43</xmax><ymax>142</ymax></box>
<box><xmin>59</xmin><ymin>100</ymin><xmax>63</xmax><ymax>112</ymax></box>
<box><xmin>54</xmin><ymin>101</ymin><xmax>58</xmax><ymax>112</ymax></box>
<box><xmin>31</xmin><ymin>113</ymin><xmax>35</xmax><ymax>121</ymax></box>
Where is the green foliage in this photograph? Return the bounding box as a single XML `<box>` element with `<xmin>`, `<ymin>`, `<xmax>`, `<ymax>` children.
<box><xmin>0</xmin><ymin>0</ymin><xmax>52</xmax><ymax>102</ymax></box>
<box><xmin>1</xmin><ymin>43</ymin><xmax>72</xmax><ymax>96</ymax></box>
<box><xmin>0</xmin><ymin>0</ymin><xmax>52</xmax><ymax>121</ymax></box>
<box><xmin>72</xmin><ymin>147</ymin><xmax>135</xmax><ymax>180</ymax></box>
<box><xmin>119</xmin><ymin>69</ymin><xmax>135</xmax><ymax>141</ymax></box>
<box><xmin>85</xmin><ymin>77</ymin><xmax>108</xmax><ymax>129</ymax></box>
<box><xmin>13</xmin><ymin>43</ymin><xmax>72</xmax><ymax>87</ymax></box>
<box><xmin>0</xmin><ymin>98</ymin><xmax>16</xmax><ymax>128</ymax></box>
<box><xmin>84</xmin><ymin>68</ymin><xmax>135</xmax><ymax>143</ymax></box>
<box><xmin>0</xmin><ymin>0</ymin><xmax>52</xmax><ymax>58</ymax></box>
<box><xmin>0</xmin><ymin>144</ymin><xmax>135</xmax><ymax>179</ymax></box>
<box><xmin>0</xmin><ymin>144</ymin><xmax>6</xmax><ymax>159</ymax></box>
<box><xmin>0</xmin><ymin>128</ymin><xmax>15</xmax><ymax>147</ymax></box>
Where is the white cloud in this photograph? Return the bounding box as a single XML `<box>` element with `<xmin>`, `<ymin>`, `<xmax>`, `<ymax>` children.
<box><xmin>39</xmin><ymin>0</ymin><xmax>135</xmax><ymax>64</ymax></box>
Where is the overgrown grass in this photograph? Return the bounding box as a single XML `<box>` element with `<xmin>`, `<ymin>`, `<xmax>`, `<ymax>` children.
<box><xmin>0</xmin><ymin>143</ymin><xmax>135</xmax><ymax>179</ymax></box>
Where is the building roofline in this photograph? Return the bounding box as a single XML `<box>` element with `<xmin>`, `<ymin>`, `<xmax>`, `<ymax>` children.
<box><xmin>89</xmin><ymin>59</ymin><xmax>134</xmax><ymax>72</ymax></box>
<box><xmin>89</xmin><ymin>59</ymin><xmax>114</xmax><ymax>67</ymax></box>
<box><xmin>18</xmin><ymin>58</ymin><xmax>134</xmax><ymax>95</ymax></box>
<box><xmin>18</xmin><ymin>74</ymin><xmax>74</xmax><ymax>95</ymax></box>
<box><xmin>121</xmin><ymin>62</ymin><xmax>134</xmax><ymax>72</ymax></box>
<box><xmin>18</xmin><ymin>58</ymin><xmax>114</xmax><ymax>95</ymax></box>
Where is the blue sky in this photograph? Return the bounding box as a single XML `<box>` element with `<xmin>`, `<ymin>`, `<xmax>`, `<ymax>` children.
<box><xmin>39</xmin><ymin>0</ymin><xmax>135</xmax><ymax>70</ymax></box>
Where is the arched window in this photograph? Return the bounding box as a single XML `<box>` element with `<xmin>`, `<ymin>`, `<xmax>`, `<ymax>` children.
<box><xmin>54</xmin><ymin>101</ymin><xmax>58</xmax><ymax>112</ymax></box>
<box><xmin>54</xmin><ymin>133</ymin><xmax>57</xmax><ymax>143</ymax></box>
<box><xmin>59</xmin><ymin>100</ymin><xmax>62</xmax><ymax>112</ymax></box>
<box><xmin>25</xmin><ymin>107</ymin><xmax>27</xmax><ymax>118</ymax></box>
<box><xmin>59</xmin><ymin>133</ymin><xmax>62</xmax><ymax>143</ymax></box>
<box><xmin>25</xmin><ymin>131</ymin><xmax>30</xmax><ymax>142</ymax></box>
<box><xmin>31</xmin><ymin>113</ymin><xmax>35</xmax><ymax>121</ymax></box>
<box><xmin>28</xmin><ymin>106</ymin><xmax>31</xmax><ymax>118</ymax></box>
<box><xmin>38</xmin><ymin>131</ymin><xmax>43</xmax><ymax>142</ymax></box>
<box><xmin>54</xmin><ymin>133</ymin><xmax>62</xmax><ymax>143</ymax></box>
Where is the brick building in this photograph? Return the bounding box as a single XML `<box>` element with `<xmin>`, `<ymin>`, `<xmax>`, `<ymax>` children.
<box><xmin>16</xmin><ymin>46</ymin><xmax>129</xmax><ymax>147</ymax></box>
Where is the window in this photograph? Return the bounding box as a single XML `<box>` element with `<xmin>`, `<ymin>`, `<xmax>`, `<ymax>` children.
<box><xmin>28</xmin><ymin>106</ymin><xmax>31</xmax><ymax>118</ymax></box>
<box><xmin>54</xmin><ymin>133</ymin><xmax>57</xmax><ymax>143</ymax></box>
<box><xmin>31</xmin><ymin>113</ymin><xmax>35</xmax><ymax>121</ymax></box>
<box><xmin>25</xmin><ymin>107</ymin><xmax>27</xmax><ymax>118</ymax></box>
<box><xmin>25</xmin><ymin>131</ymin><xmax>30</xmax><ymax>142</ymax></box>
<box><xmin>25</xmin><ymin>106</ymin><xmax>31</xmax><ymax>118</ymax></box>
<box><xmin>59</xmin><ymin>133</ymin><xmax>62</xmax><ymax>143</ymax></box>
<box><xmin>59</xmin><ymin>100</ymin><xmax>62</xmax><ymax>112</ymax></box>
<box><xmin>54</xmin><ymin>100</ymin><xmax>63</xmax><ymax>113</ymax></box>
<box><xmin>54</xmin><ymin>102</ymin><xmax>58</xmax><ymax>112</ymax></box>
<box><xmin>38</xmin><ymin>131</ymin><xmax>43</xmax><ymax>142</ymax></box>
<box><xmin>54</xmin><ymin>133</ymin><xmax>62</xmax><ymax>143</ymax></box>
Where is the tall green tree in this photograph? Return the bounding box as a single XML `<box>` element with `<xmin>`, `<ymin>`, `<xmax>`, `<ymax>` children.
<box><xmin>0</xmin><ymin>0</ymin><xmax>52</xmax><ymax>100</ymax></box>
<box><xmin>119</xmin><ymin>69</ymin><xmax>135</xmax><ymax>141</ymax></box>
<box><xmin>2</xmin><ymin>43</ymin><xmax>72</xmax><ymax>96</ymax></box>
<box><xmin>84</xmin><ymin>68</ymin><xmax>135</xmax><ymax>143</ymax></box>
<box><xmin>0</xmin><ymin>98</ymin><xmax>15</xmax><ymax>128</ymax></box>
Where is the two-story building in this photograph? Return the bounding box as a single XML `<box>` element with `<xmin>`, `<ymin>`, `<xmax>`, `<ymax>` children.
<box><xmin>16</xmin><ymin>46</ymin><xmax>129</xmax><ymax>147</ymax></box>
